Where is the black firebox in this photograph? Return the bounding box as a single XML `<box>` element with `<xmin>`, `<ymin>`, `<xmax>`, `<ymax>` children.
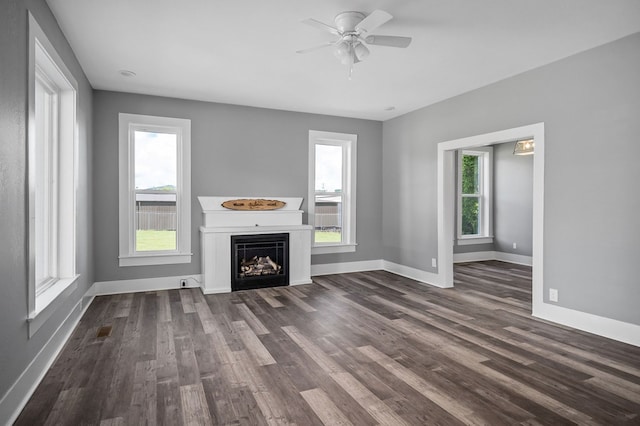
<box><xmin>231</xmin><ymin>233</ymin><xmax>289</xmax><ymax>291</ymax></box>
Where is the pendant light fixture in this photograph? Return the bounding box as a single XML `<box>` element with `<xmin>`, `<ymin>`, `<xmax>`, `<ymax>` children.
<box><xmin>513</xmin><ymin>139</ymin><xmax>535</xmax><ymax>155</ymax></box>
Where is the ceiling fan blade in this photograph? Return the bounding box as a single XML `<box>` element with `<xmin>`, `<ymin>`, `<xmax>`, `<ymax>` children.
<box><xmin>355</xmin><ymin>10</ymin><xmax>392</xmax><ymax>34</ymax></box>
<box><xmin>302</xmin><ymin>18</ymin><xmax>341</xmax><ymax>36</ymax></box>
<box><xmin>364</xmin><ymin>35</ymin><xmax>412</xmax><ymax>48</ymax></box>
<box><xmin>296</xmin><ymin>42</ymin><xmax>335</xmax><ymax>54</ymax></box>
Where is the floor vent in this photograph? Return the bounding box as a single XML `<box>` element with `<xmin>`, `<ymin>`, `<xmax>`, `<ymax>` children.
<box><xmin>96</xmin><ymin>325</ymin><xmax>112</xmax><ymax>338</ymax></box>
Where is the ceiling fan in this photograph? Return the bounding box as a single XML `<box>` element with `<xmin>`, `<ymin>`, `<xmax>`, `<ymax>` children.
<box><xmin>297</xmin><ymin>10</ymin><xmax>412</xmax><ymax>77</ymax></box>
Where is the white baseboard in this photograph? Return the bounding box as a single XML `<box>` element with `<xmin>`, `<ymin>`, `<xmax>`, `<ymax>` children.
<box><xmin>382</xmin><ymin>260</ymin><xmax>444</xmax><ymax>288</ymax></box>
<box><xmin>92</xmin><ymin>274</ymin><xmax>202</xmax><ymax>296</ymax></box>
<box><xmin>454</xmin><ymin>250</ymin><xmax>532</xmax><ymax>266</ymax></box>
<box><xmin>495</xmin><ymin>251</ymin><xmax>533</xmax><ymax>266</ymax></box>
<box><xmin>311</xmin><ymin>259</ymin><xmax>384</xmax><ymax>276</ymax></box>
<box><xmin>453</xmin><ymin>251</ymin><xmax>496</xmax><ymax>263</ymax></box>
<box><xmin>0</xmin><ymin>292</ymin><xmax>94</xmax><ymax>425</ymax></box>
<box><xmin>534</xmin><ymin>303</ymin><xmax>640</xmax><ymax>347</ymax></box>
<box><xmin>310</xmin><ymin>259</ymin><xmax>444</xmax><ymax>289</ymax></box>
<box><xmin>200</xmin><ymin>287</ymin><xmax>229</xmax><ymax>295</ymax></box>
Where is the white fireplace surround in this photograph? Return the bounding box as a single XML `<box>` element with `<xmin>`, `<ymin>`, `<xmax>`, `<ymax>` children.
<box><xmin>199</xmin><ymin>196</ymin><xmax>312</xmax><ymax>294</ymax></box>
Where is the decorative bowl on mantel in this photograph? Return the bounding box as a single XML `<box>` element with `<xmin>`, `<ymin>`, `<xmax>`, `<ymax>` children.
<box><xmin>221</xmin><ymin>198</ymin><xmax>286</xmax><ymax>211</ymax></box>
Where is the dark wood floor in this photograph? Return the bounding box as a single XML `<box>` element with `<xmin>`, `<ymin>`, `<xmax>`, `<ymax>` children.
<box><xmin>16</xmin><ymin>261</ymin><xmax>640</xmax><ymax>425</ymax></box>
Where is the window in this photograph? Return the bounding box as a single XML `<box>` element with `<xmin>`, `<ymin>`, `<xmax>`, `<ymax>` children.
<box><xmin>118</xmin><ymin>114</ymin><xmax>191</xmax><ymax>266</ymax></box>
<box><xmin>27</xmin><ymin>13</ymin><xmax>79</xmax><ymax>335</ymax></box>
<box><xmin>457</xmin><ymin>147</ymin><xmax>493</xmax><ymax>244</ymax></box>
<box><xmin>308</xmin><ymin>130</ymin><xmax>357</xmax><ymax>254</ymax></box>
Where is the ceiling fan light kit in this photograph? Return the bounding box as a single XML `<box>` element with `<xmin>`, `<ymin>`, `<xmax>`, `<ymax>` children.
<box><xmin>354</xmin><ymin>42</ymin><xmax>370</xmax><ymax>60</ymax></box>
<box><xmin>298</xmin><ymin>9</ymin><xmax>412</xmax><ymax>77</ymax></box>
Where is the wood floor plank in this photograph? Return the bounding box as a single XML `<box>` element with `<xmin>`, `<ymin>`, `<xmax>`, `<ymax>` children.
<box><xmin>286</xmin><ymin>286</ymin><xmax>309</xmax><ymax>299</ymax></box>
<box><xmin>282</xmin><ymin>291</ymin><xmax>317</xmax><ymax>313</ymax></box>
<box><xmin>127</xmin><ymin>359</ymin><xmax>157</xmax><ymax>424</ymax></box>
<box><xmin>359</xmin><ymin>344</ymin><xmax>501</xmax><ymax>425</ymax></box>
<box><xmin>180</xmin><ymin>383</ymin><xmax>213</xmax><ymax>426</ymax></box>
<box><xmin>40</xmin><ymin>388</ymin><xmax>84</xmax><ymax>426</ymax></box>
<box><xmin>175</xmin><ymin>333</ymin><xmax>201</xmax><ymax>386</ymax></box>
<box><xmin>505</xmin><ymin>325</ymin><xmax>640</xmax><ymax>378</ymax></box>
<box><xmin>331</xmin><ymin>371</ymin><xmax>410</xmax><ymax>426</ymax></box>
<box><xmin>16</xmin><ymin>261</ymin><xmax>640</xmax><ymax>425</ymax></box>
<box><xmin>156</xmin><ymin>320</ymin><xmax>178</xmax><ymax>383</ymax></box>
<box><xmin>257</xmin><ymin>288</ymin><xmax>285</xmax><ymax>308</ymax></box>
<box><xmin>369</xmin><ymin>294</ymin><xmax>535</xmax><ymax>366</ymax></box>
<box><xmin>300</xmin><ymin>388</ymin><xmax>354</xmax><ymax>426</ymax></box>
<box><xmin>233</xmin><ymin>319</ymin><xmax>277</xmax><ymax>366</ymax></box>
<box><xmin>137</xmin><ymin>292</ymin><xmax>158</xmax><ymax>361</ymax></box>
<box><xmin>206</xmin><ymin>326</ymin><xmax>242</xmax><ymax>388</ymax></box>
<box><xmin>282</xmin><ymin>325</ymin><xmax>410</xmax><ymax>426</ymax></box>
<box><xmin>157</xmin><ymin>290</ymin><xmax>172</xmax><ymax>323</ymax></box>
<box><xmin>230</xmin><ymin>350</ymin><xmax>293</xmax><ymax>425</ymax></box>
<box><xmin>99</xmin><ymin>417</ymin><xmax>124</xmax><ymax>426</ymax></box>
<box><xmin>395</xmin><ymin>318</ymin><xmax>599</xmax><ymax>425</ymax></box>
<box><xmin>236</xmin><ymin>302</ymin><xmax>270</xmax><ymax>335</ymax></box>
<box><xmin>180</xmin><ymin>289</ymin><xmax>197</xmax><ymax>313</ymax></box>
<box><xmin>113</xmin><ymin>293</ymin><xmax>134</xmax><ymax>318</ymax></box>
<box><xmin>193</xmin><ymin>300</ymin><xmax>217</xmax><ymax>335</ymax></box>
<box><xmin>404</xmin><ymin>295</ymin><xmax>476</xmax><ymax>321</ymax></box>
<box><xmin>498</xmin><ymin>328</ymin><xmax>640</xmax><ymax>404</ymax></box>
<box><xmin>156</xmin><ymin>380</ymin><xmax>182</xmax><ymax>425</ymax></box>
<box><xmin>312</xmin><ymin>275</ymin><xmax>349</xmax><ymax>296</ymax></box>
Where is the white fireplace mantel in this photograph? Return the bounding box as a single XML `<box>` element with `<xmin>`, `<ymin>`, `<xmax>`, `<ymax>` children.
<box><xmin>198</xmin><ymin>196</ymin><xmax>312</xmax><ymax>294</ymax></box>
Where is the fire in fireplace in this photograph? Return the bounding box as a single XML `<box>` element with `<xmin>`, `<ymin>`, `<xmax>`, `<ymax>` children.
<box><xmin>231</xmin><ymin>233</ymin><xmax>289</xmax><ymax>291</ymax></box>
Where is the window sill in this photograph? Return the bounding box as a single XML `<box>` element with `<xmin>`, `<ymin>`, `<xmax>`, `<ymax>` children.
<box><xmin>312</xmin><ymin>243</ymin><xmax>357</xmax><ymax>255</ymax></box>
<box><xmin>28</xmin><ymin>275</ymin><xmax>79</xmax><ymax>338</ymax></box>
<box><xmin>457</xmin><ymin>237</ymin><xmax>494</xmax><ymax>246</ymax></box>
<box><xmin>119</xmin><ymin>252</ymin><xmax>193</xmax><ymax>267</ymax></box>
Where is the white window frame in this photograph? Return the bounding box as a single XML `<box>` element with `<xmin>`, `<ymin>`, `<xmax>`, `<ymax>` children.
<box><xmin>308</xmin><ymin>130</ymin><xmax>357</xmax><ymax>255</ymax></box>
<box><xmin>457</xmin><ymin>147</ymin><xmax>493</xmax><ymax>245</ymax></box>
<box><xmin>27</xmin><ymin>13</ymin><xmax>79</xmax><ymax>337</ymax></box>
<box><xmin>118</xmin><ymin>113</ymin><xmax>192</xmax><ymax>266</ymax></box>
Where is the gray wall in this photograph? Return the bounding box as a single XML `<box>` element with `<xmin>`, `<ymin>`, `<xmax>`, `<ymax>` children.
<box><xmin>493</xmin><ymin>142</ymin><xmax>533</xmax><ymax>256</ymax></box>
<box><xmin>383</xmin><ymin>32</ymin><xmax>640</xmax><ymax>325</ymax></box>
<box><xmin>93</xmin><ymin>91</ymin><xmax>383</xmax><ymax>282</ymax></box>
<box><xmin>0</xmin><ymin>0</ymin><xmax>94</xmax><ymax>402</ymax></box>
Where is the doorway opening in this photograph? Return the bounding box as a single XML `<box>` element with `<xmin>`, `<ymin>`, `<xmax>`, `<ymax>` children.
<box><xmin>437</xmin><ymin>123</ymin><xmax>544</xmax><ymax>316</ymax></box>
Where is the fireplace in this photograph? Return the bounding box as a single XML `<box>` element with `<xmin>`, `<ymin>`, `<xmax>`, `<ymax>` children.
<box><xmin>199</xmin><ymin>196</ymin><xmax>311</xmax><ymax>294</ymax></box>
<box><xmin>231</xmin><ymin>233</ymin><xmax>289</xmax><ymax>291</ymax></box>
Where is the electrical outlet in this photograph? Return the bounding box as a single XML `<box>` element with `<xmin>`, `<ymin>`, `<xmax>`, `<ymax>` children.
<box><xmin>180</xmin><ymin>279</ymin><xmax>187</xmax><ymax>288</ymax></box>
<box><xmin>512</xmin><ymin>242</ymin><xmax>517</xmax><ymax>249</ymax></box>
<box><xmin>431</xmin><ymin>258</ymin><xmax>437</xmax><ymax>268</ymax></box>
<box><xmin>549</xmin><ymin>288</ymin><xmax>558</xmax><ymax>302</ymax></box>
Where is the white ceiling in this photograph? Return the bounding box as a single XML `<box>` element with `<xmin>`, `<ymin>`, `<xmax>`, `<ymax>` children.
<box><xmin>47</xmin><ymin>0</ymin><xmax>640</xmax><ymax>121</ymax></box>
